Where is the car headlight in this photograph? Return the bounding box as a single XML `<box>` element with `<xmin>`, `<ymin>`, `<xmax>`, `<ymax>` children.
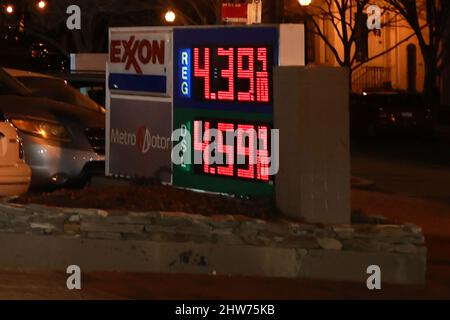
<box><xmin>11</xmin><ymin>118</ymin><xmax>72</xmax><ymax>142</ymax></box>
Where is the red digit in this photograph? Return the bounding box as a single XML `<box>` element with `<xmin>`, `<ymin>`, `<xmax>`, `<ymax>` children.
<box><xmin>256</xmin><ymin>125</ymin><xmax>269</xmax><ymax>181</ymax></box>
<box><xmin>194</xmin><ymin>47</ymin><xmax>210</xmax><ymax>100</ymax></box>
<box><xmin>237</xmin><ymin>48</ymin><xmax>255</xmax><ymax>102</ymax></box>
<box><xmin>194</xmin><ymin>120</ymin><xmax>211</xmax><ymax>174</ymax></box>
<box><xmin>256</xmin><ymin>48</ymin><xmax>269</xmax><ymax>103</ymax></box>
<box><xmin>193</xmin><ymin>120</ymin><xmax>203</xmax><ymax>154</ymax></box>
<box><xmin>217</xmin><ymin>122</ymin><xmax>234</xmax><ymax>176</ymax></box>
<box><xmin>217</xmin><ymin>48</ymin><xmax>234</xmax><ymax>101</ymax></box>
<box><xmin>237</xmin><ymin>124</ymin><xmax>256</xmax><ymax>179</ymax></box>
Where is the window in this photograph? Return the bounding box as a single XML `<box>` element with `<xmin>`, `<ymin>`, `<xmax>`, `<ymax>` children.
<box><xmin>17</xmin><ymin>77</ymin><xmax>104</xmax><ymax>113</ymax></box>
<box><xmin>0</xmin><ymin>69</ymin><xmax>31</xmax><ymax>96</ymax></box>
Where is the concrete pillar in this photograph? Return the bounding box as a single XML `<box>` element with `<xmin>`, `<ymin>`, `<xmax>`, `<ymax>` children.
<box><xmin>274</xmin><ymin>66</ymin><xmax>350</xmax><ymax>224</ymax></box>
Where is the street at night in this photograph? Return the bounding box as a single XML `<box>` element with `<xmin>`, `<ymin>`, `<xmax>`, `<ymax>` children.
<box><xmin>352</xmin><ymin>128</ymin><xmax>450</xmax><ymax>201</ymax></box>
<box><xmin>0</xmin><ymin>0</ymin><xmax>449</xmax><ymax>316</ymax></box>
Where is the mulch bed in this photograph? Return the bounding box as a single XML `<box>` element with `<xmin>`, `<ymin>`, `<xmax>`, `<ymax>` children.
<box><xmin>14</xmin><ymin>184</ymin><xmax>278</xmax><ymax>220</ymax></box>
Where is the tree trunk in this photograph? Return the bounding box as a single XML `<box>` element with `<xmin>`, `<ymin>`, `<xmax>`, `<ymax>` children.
<box><xmin>423</xmin><ymin>51</ymin><xmax>440</xmax><ymax>107</ymax></box>
<box><xmin>348</xmin><ymin>68</ymin><xmax>353</xmax><ymax>93</ymax></box>
<box><xmin>262</xmin><ymin>0</ymin><xmax>278</xmax><ymax>23</ymax></box>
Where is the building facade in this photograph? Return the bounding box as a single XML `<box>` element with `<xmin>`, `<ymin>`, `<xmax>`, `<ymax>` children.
<box><xmin>282</xmin><ymin>0</ymin><xmax>448</xmax><ymax>105</ymax></box>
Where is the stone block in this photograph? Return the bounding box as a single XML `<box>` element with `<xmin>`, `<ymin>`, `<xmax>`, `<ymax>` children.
<box><xmin>80</xmin><ymin>222</ymin><xmax>144</xmax><ymax>234</ymax></box>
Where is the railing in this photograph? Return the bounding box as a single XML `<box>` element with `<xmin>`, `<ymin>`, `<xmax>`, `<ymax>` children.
<box><xmin>352</xmin><ymin>66</ymin><xmax>391</xmax><ymax>93</ymax></box>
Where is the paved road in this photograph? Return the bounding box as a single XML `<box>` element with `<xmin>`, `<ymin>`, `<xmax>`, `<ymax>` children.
<box><xmin>0</xmin><ymin>266</ymin><xmax>444</xmax><ymax>300</ymax></box>
<box><xmin>351</xmin><ymin>126</ymin><xmax>450</xmax><ymax>202</ymax></box>
<box><xmin>350</xmin><ymin>128</ymin><xmax>450</xmax><ymax>300</ymax></box>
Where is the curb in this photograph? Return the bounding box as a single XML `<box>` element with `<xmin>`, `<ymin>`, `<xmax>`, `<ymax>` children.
<box><xmin>351</xmin><ymin>176</ymin><xmax>376</xmax><ymax>190</ymax></box>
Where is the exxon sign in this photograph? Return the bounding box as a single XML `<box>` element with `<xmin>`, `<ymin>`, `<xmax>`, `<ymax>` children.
<box><xmin>108</xmin><ymin>28</ymin><xmax>172</xmax><ymax>96</ymax></box>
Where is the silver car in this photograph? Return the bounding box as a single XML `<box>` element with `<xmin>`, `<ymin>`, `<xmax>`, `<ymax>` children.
<box><xmin>0</xmin><ymin>68</ymin><xmax>105</xmax><ymax>187</ymax></box>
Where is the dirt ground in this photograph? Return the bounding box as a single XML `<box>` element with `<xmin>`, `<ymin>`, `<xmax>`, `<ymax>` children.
<box><xmin>14</xmin><ymin>185</ymin><xmax>277</xmax><ymax>220</ymax></box>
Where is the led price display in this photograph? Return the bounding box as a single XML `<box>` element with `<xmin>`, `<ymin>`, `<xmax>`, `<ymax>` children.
<box><xmin>188</xmin><ymin>46</ymin><xmax>272</xmax><ymax>104</ymax></box>
<box><xmin>193</xmin><ymin>119</ymin><xmax>271</xmax><ymax>182</ymax></box>
<box><xmin>173</xmin><ymin>26</ymin><xmax>279</xmax><ymax>196</ymax></box>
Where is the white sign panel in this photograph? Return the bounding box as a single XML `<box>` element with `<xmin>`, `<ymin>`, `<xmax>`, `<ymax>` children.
<box><xmin>108</xmin><ymin>27</ymin><xmax>172</xmax><ymax>96</ymax></box>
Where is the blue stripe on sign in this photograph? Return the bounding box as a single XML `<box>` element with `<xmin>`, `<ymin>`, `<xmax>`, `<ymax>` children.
<box><xmin>109</xmin><ymin>73</ymin><xmax>167</xmax><ymax>93</ymax></box>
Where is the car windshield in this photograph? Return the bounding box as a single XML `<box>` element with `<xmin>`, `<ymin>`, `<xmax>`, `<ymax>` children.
<box><xmin>15</xmin><ymin>76</ymin><xmax>104</xmax><ymax>113</ymax></box>
<box><xmin>0</xmin><ymin>68</ymin><xmax>32</xmax><ymax>96</ymax></box>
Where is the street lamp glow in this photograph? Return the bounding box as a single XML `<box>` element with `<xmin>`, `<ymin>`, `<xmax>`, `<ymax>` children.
<box><xmin>298</xmin><ymin>0</ymin><xmax>312</xmax><ymax>6</ymax></box>
<box><xmin>164</xmin><ymin>10</ymin><xmax>176</xmax><ymax>23</ymax></box>
<box><xmin>5</xmin><ymin>5</ymin><xmax>14</xmax><ymax>14</ymax></box>
<box><xmin>37</xmin><ymin>1</ymin><xmax>47</xmax><ymax>10</ymax></box>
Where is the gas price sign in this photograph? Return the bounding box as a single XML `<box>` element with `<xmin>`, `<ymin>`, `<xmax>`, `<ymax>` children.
<box><xmin>173</xmin><ymin>26</ymin><xmax>279</xmax><ymax>196</ymax></box>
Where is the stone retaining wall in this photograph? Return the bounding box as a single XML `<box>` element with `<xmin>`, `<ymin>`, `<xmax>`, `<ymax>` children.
<box><xmin>0</xmin><ymin>203</ymin><xmax>427</xmax><ymax>284</ymax></box>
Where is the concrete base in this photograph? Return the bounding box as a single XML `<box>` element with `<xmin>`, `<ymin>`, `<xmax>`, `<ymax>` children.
<box><xmin>0</xmin><ymin>233</ymin><xmax>425</xmax><ymax>285</ymax></box>
<box><xmin>0</xmin><ymin>234</ymin><xmax>298</xmax><ymax>278</ymax></box>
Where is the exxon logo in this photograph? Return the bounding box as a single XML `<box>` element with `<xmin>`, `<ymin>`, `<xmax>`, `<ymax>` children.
<box><xmin>110</xmin><ymin>36</ymin><xmax>165</xmax><ymax>74</ymax></box>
